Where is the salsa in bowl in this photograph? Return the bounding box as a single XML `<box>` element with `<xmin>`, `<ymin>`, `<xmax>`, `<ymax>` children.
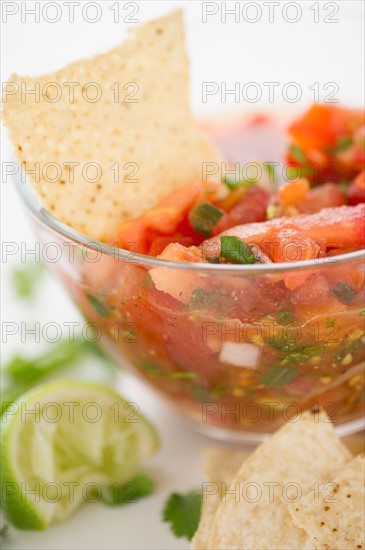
<box><xmin>5</xmin><ymin>11</ymin><xmax>364</xmax><ymax>440</ymax></box>
<box><xmin>15</xmin><ymin>104</ymin><xmax>365</xmax><ymax>440</ymax></box>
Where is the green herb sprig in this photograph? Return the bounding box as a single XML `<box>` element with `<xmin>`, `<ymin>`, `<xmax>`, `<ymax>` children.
<box><xmin>163</xmin><ymin>490</ymin><xmax>202</xmax><ymax>541</ymax></box>
<box><xmin>220</xmin><ymin>236</ymin><xmax>257</xmax><ymax>264</ymax></box>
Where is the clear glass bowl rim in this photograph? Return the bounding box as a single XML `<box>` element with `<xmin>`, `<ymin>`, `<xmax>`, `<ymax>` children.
<box><xmin>14</xmin><ymin>167</ymin><xmax>365</xmax><ymax>274</ymax></box>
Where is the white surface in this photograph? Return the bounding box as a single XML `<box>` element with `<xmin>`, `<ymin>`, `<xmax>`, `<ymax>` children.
<box><xmin>1</xmin><ymin>1</ymin><xmax>364</xmax><ymax>548</ymax></box>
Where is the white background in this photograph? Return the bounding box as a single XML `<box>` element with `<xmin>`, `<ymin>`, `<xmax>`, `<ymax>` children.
<box><xmin>1</xmin><ymin>1</ymin><xmax>364</xmax><ymax>548</ymax></box>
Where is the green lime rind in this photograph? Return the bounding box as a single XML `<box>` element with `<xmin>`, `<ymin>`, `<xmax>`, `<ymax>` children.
<box><xmin>0</xmin><ymin>380</ymin><xmax>159</xmax><ymax>530</ymax></box>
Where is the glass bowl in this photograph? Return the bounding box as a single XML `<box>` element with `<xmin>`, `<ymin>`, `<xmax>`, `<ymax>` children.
<box><xmin>9</xmin><ymin>2</ymin><xmax>365</xmax><ymax>442</ymax></box>
<box><xmin>14</xmin><ymin>171</ymin><xmax>365</xmax><ymax>442</ymax></box>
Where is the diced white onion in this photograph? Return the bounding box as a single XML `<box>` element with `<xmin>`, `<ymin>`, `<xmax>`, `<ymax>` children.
<box><xmin>219</xmin><ymin>342</ymin><xmax>261</xmax><ymax>369</ymax></box>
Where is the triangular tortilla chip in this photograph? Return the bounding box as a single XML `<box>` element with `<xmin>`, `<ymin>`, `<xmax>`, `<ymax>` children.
<box><xmin>207</xmin><ymin>411</ymin><xmax>351</xmax><ymax>550</ymax></box>
<box><xmin>192</xmin><ymin>448</ymin><xmax>250</xmax><ymax>550</ymax></box>
<box><xmin>289</xmin><ymin>454</ymin><xmax>365</xmax><ymax>550</ymax></box>
<box><xmin>3</xmin><ymin>10</ymin><xmax>222</xmax><ymax>240</ymax></box>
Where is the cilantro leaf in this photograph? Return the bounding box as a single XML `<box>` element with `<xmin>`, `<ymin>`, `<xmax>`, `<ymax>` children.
<box><xmin>12</xmin><ymin>261</ymin><xmax>45</xmax><ymax>299</ymax></box>
<box><xmin>0</xmin><ymin>525</ymin><xmax>9</xmax><ymax>541</ymax></box>
<box><xmin>86</xmin><ymin>293</ymin><xmax>109</xmax><ymax>317</ymax></box>
<box><xmin>1</xmin><ymin>338</ymin><xmax>114</xmax><ymax>415</ymax></box>
<box><xmin>189</xmin><ymin>288</ymin><xmax>217</xmax><ymax>308</ymax></box>
<box><xmin>100</xmin><ymin>475</ymin><xmax>155</xmax><ymax>506</ymax></box>
<box><xmin>281</xmin><ymin>346</ymin><xmax>325</xmax><ymax>366</ymax></box>
<box><xmin>163</xmin><ymin>491</ymin><xmax>202</xmax><ymax>541</ymax></box>
<box><xmin>220</xmin><ymin>236</ymin><xmax>257</xmax><ymax>264</ymax></box>
<box><xmin>261</xmin><ymin>365</ymin><xmax>299</xmax><ymax>388</ymax></box>
<box><xmin>332</xmin><ymin>283</ymin><xmax>355</xmax><ymax>304</ymax></box>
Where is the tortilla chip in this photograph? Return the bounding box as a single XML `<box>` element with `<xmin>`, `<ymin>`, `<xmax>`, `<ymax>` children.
<box><xmin>289</xmin><ymin>454</ymin><xmax>365</xmax><ymax>550</ymax></box>
<box><xmin>3</xmin><ymin>10</ymin><xmax>222</xmax><ymax>240</ymax></box>
<box><xmin>207</xmin><ymin>411</ymin><xmax>352</xmax><ymax>550</ymax></box>
<box><xmin>201</xmin><ymin>448</ymin><xmax>251</xmax><ymax>485</ymax></box>
<box><xmin>342</xmin><ymin>431</ymin><xmax>365</xmax><ymax>455</ymax></box>
<box><xmin>192</xmin><ymin>448</ymin><xmax>250</xmax><ymax>550</ymax></box>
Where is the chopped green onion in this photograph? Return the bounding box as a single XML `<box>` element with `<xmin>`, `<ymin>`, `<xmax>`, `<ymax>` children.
<box><xmin>189</xmin><ymin>203</ymin><xmax>224</xmax><ymax>237</ymax></box>
<box><xmin>281</xmin><ymin>346</ymin><xmax>325</xmax><ymax>366</ymax></box>
<box><xmin>261</xmin><ymin>365</ymin><xmax>299</xmax><ymax>388</ymax></box>
<box><xmin>327</xmin><ymin>135</ymin><xmax>353</xmax><ymax>154</ymax></box>
<box><xmin>189</xmin><ymin>288</ymin><xmax>217</xmax><ymax>308</ymax></box>
<box><xmin>141</xmin><ymin>362</ymin><xmax>163</xmax><ymax>376</ymax></box>
<box><xmin>276</xmin><ymin>311</ymin><xmax>293</xmax><ymax>326</ymax></box>
<box><xmin>210</xmin><ymin>385</ymin><xmax>227</xmax><ymax>398</ymax></box>
<box><xmin>266</xmin><ymin>204</ymin><xmax>277</xmax><ymax>220</ymax></box>
<box><xmin>332</xmin><ymin>283</ymin><xmax>355</xmax><ymax>304</ymax></box>
<box><xmin>142</xmin><ymin>273</ymin><xmax>153</xmax><ymax>288</ymax></box>
<box><xmin>289</xmin><ymin>145</ymin><xmax>307</xmax><ymax>164</ymax></box>
<box><xmin>220</xmin><ymin>236</ymin><xmax>257</xmax><ymax>264</ymax></box>
<box><xmin>286</xmin><ymin>166</ymin><xmax>300</xmax><ymax>180</ymax></box>
<box><xmin>338</xmin><ymin>181</ymin><xmax>350</xmax><ymax>193</ymax></box>
<box><xmin>334</xmin><ymin>337</ymin><xmax>363</xmax><ymax>363</ymax></box>
<box><xmin>263</xmin><ymin>162</ymin><xmax>277</xmax><ymax>184</ymax></box>
<box><xmin>222</xmin><ymin>176</ymin><xmax>256</xmax><ymax>191</ymax></box>
<box><xmin>266</xmin><ymin>338</ymin><xmax>299</xmax><ymax>353</ymax></box>
<box><xmin>170</xmin><ymin>371</ymin><xmax>197</xmax><ymax>379</ymax></box>
<box><xmin>86</xmin><ymin>294</ymin><xmax>109</xmax><ymax>317</ymax></box>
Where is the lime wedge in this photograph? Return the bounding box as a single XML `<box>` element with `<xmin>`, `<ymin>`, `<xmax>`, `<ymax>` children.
<box><xmin>0</xmin><ymin>381</ymin><xmax>159</xmax><ymax>530</ymax></box>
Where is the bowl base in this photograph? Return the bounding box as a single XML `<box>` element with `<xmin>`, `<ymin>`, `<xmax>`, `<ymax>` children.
<box><xmin>186</xmin><ymin>416</ymin><xmax>365</xmax><ymax>445</ymax></box>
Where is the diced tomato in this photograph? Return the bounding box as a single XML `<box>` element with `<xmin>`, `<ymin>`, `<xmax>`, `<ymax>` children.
<box><xmin>148</xmin><ymin>235</ymin><xmax>196</xmax><ymax>257</ymax></box>
<box><xmin>296</xmin><ymin>204</ymin><xmax>365</xmax><ymax>250</ymax></box>
<box><xmin>149</xmin><ymin>243</ymin><xmax>206</xmax><ymax>303</ymax></box>
<box><xmin>274</xmin><ymin>182</ymin><xmax>346</xmax><ymax>216</ymax></box>
<box><xmin>113</xmin><ymin>182</ymin><xmax>202</xmax><ymax>253</ymax></box>
<box><xmin>278</xmin><ymin>179</ymin><xmax>310</xmax><ymax>206</ymax></box>
<box><xmin>289</xmin><ymin>104</ymin><xmax>364</xmax><ymax>151</ymax></box>
<box><xmin>213</xmin><ymin>185</ymin><xmax>270</xmax><ymax>235</ymax></box>
<box><xmin>266</xmin><ymin>224</ymin><xmax>320</xmax><ymax>264</ymax></box>
<box><xmin>297</xmin><ymin>183</ymin><xmax>346</xmax><ymax>213</ymax></box>
<box><xmin>290</xmin><ymin>273</ymin><xmax>334</xmax><ymax>307</ymax></box>
<box><xmin>347</xmin><ymin>170</ymin><xmax>365</xmax><ymax>205</ymax></box>
<box><xmin>126</xmin><ymin>286</ymin><xmax>217</xmax><ymax>379</ymax></box>
<box><xmin>324</xmin><ymin>264</ymin><xmax>365</xmax><ymax>296</ymax></box>
<box><xmin>287</xmin><ymin>105</ymin><xmax>364</xmax><ymax>183</ymax></box>
<box><xmin>220</xmin><ymin>278</ymin><xmax>290</xmax><ymax>319</ymax></box>
<box><xmin>264</xmin><ymin>223</ymin><xmax>320</xmax><ymax>290</ymax></box>
<box><xmin>204</xmin><ymin>204</ymin><xmax>365</xmax><ymax>258</ymax></box>
<box><xmin>353</xmin><ymin>170</ymin><xmax>365</xmax><ymax>190</ymax></box>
